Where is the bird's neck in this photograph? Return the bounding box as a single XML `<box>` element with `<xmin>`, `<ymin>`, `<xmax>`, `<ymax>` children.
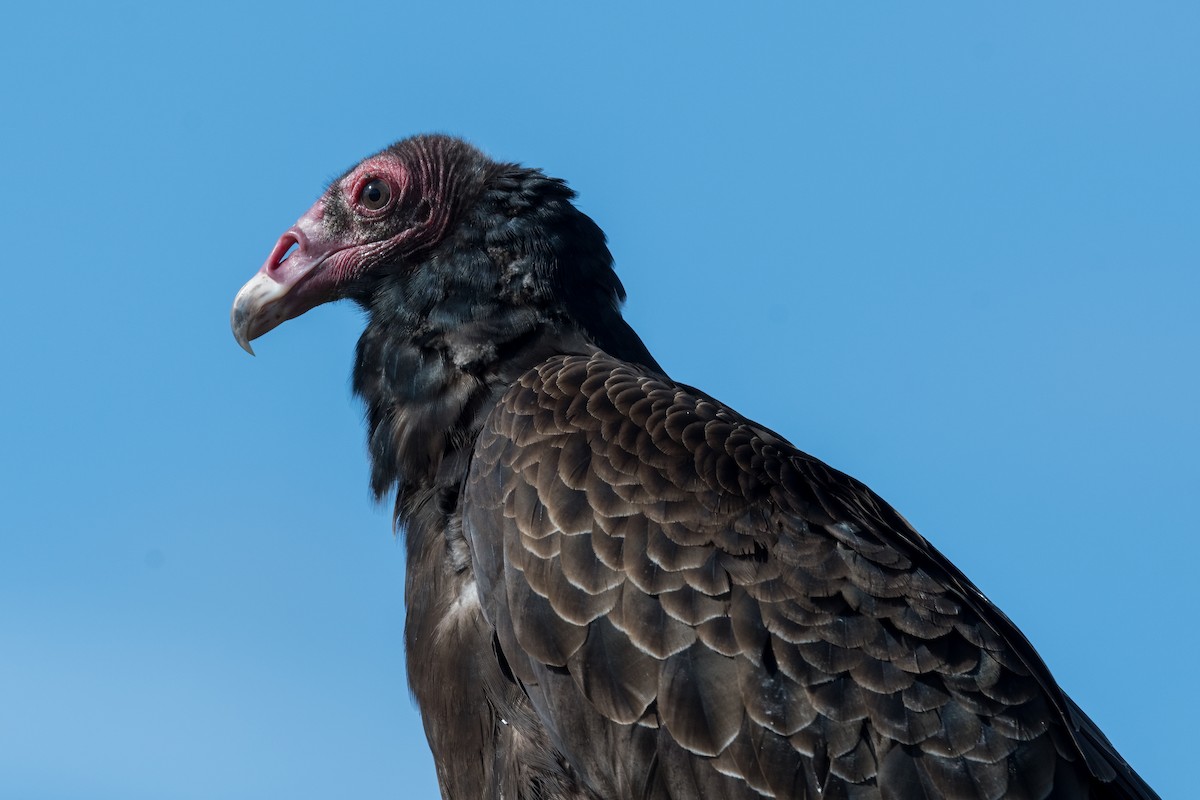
<box><xmin>350</xmin><ymin>176</ymin><xmax>665</xmax><ymax>525</ymax></box>
<box><xmin>352</xmin><ymin>290</ymin><xmax>593</xmax><ymax>522</ymax></box>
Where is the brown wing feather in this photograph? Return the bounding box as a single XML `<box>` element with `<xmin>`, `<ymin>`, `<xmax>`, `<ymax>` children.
<box><xmin>463</xmin><ymin>352</ymin><xmax>1154</xmax><ymax>800</ymax></box>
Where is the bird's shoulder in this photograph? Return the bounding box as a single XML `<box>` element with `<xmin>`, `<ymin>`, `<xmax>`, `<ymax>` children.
<box><xmin>474</xmin><ymin>350</ymin><xmax>937</xmax><ymax>575</ymax></box>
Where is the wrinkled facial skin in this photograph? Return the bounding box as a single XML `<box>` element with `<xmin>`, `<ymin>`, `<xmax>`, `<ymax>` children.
<box><xmin>231</xmin><ymin>154</ymin><xmax>424</xmax><ymax>354</ymax></box>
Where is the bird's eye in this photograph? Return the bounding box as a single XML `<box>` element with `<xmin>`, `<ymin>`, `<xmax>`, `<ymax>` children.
<box><xmin>359</xmin><ymin>178</ymin><xmax>392</xmax><ymax>211</ymax></box>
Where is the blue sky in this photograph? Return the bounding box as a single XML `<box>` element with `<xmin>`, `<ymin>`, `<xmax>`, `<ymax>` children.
<box><xmin>2</xmin><ymin>3</ymin><xmax>1195</xmax><ymax>798</ymax></box>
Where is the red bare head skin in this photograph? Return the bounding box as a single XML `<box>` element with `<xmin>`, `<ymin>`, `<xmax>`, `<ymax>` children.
<box><xmin>231</xmin><ymin>135</ymin><xmax>485</xmax><ymax>353</ymax></box>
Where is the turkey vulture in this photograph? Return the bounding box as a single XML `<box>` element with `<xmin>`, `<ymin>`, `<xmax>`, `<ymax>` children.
<box><xmin>231</xmin><ymin>135</ymin><xmax>1158</xmax><ymax>800</ymax></box>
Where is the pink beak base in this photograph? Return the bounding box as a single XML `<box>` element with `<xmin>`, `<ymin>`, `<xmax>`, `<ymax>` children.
<box><xmin>230</xmin><ymin>204</ymin><xmax>335</xmax><ymax>354</ymax></box>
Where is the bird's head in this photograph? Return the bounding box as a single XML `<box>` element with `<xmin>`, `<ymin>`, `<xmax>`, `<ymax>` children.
<box><xmin>233</xmin><ymin>134</ymin><xmax>659</xmax><ymax>378</ymax></box>
<box><xmin>231</xmin><ymin>135</ymin><xmax>497</xmax><ymax>354</ymax></box>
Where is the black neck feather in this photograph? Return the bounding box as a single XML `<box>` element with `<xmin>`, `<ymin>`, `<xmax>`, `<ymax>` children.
<box><xmin>350</xmin><ymin>164</ymin><xmax>662</xmax><ymax>523</ymax></box>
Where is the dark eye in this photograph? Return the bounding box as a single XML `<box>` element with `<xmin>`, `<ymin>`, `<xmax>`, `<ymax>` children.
<box><xmin>359</xmin><ymin>178</ymin><xmax>392</xmax><ymax>211</ymax></box>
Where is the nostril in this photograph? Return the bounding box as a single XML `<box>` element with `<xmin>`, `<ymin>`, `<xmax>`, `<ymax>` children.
<box><xmin>265</xmin><ymin>232</ymin><xmax>302</xmax><ymax>276</ymax></box>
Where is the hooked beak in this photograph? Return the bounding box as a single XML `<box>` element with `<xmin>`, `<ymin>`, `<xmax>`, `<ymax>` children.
<box><xmin>231</xmin><ymin>205</ymin><xmax>338</xmax><ymax>355</ymax></box>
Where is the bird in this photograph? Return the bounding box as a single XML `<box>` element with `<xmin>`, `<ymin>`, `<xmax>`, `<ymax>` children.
<box><xmin>231</xmin><ymin>134</ymin><xmax>1159</xmax><ymax>800</ymax></box>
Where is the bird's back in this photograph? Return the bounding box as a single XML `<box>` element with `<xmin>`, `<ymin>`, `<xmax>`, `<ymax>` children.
<box><xmin>461</xmin><ymin>352</ymin><xmax>1158</xmax><ymax>800</ymax></box>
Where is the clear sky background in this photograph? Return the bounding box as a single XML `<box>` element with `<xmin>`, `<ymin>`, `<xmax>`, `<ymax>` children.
<box><xmin>1</xmin><ymin>3</ymin><xmax>1195</xmax><ymax>798</ymax></box>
